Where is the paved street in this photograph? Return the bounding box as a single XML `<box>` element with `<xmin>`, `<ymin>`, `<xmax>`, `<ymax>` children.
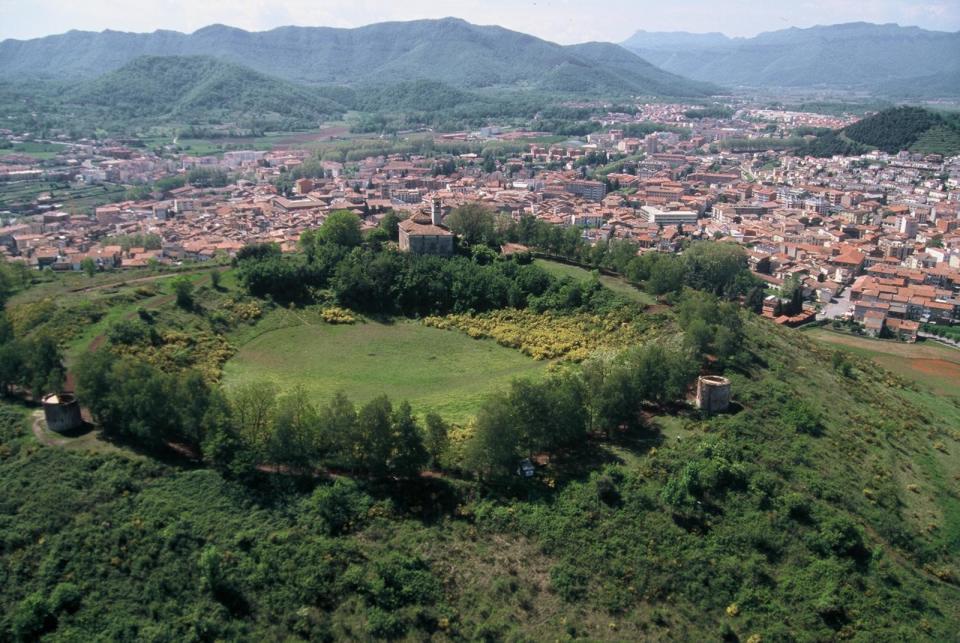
<box><xmin>819</xmin><ymin>287</ymin><xmax>851</xmax><ymax>320</ymax></box>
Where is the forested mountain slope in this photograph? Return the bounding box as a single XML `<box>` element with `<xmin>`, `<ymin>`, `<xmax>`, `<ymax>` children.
<box><xmin>799</xmin><ymin>106</ymin><xmax>960</xmax><ymax>156</ymax></box>
<box><xmin>0</xmin><ymin>18</ymin><xmax>716</xmax><ymax>97</ymax></box>
<box><xmin>68</xmin><ymin>56</ymin><xmax>347</xmax><ymax>121</ymax></box>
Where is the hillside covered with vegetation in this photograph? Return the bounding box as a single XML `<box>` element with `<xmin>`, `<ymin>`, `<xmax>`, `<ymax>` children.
<box><xmin>0</xmin><ymin>19</ymin><xmax>716</xmax><ymax>98</ymax></box>
<box><xmin>1</xmin><ymin>214</ymin><xmax>959</xmax><ymax>640</ymax></box>
<box><xmin>68</xmin><ymin>56</ymin><xmax>347</xmax><ymax>127</ymax></box>
<box><xmin>1</xmin><ymin>62</ymin><xmax>694</xmax><ymax>139</ymax></box>
<box><xmin>799</xmin><ymin>106</ymin><xmax>960</xmax><ymax>157</ymax></box>
<box><xmin>622</xmin><ymin>22</ymin><xmax>960</xmax><ymax>99</ymax></box>
<box><xmin>0</xmin><ymin>19</ymin><xmax>721</xmax><ymax>138</ymax></box>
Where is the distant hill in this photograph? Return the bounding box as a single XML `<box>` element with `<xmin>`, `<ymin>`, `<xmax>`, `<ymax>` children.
<box><xmin>878</xmin><ymin>70</ymin><xmax>960</xmax><ymax>100</ymax></box>
<box><xmin>561</xmin><ymin>42</ymin><xmax>715</xmax><ymax>96</ymax></box>
<box><xmin>0</xmin><ymin>18</ymin><xmax>716</xmax><ymax>97</ymax></box>
<box><xmin>353</xmin><ymin>80</ymin><xmax>481</xmax><ymax>113</ymax></box>
<box><xmin>799</xmin><ymin>106</ymin><xmax>960</xmax><ymax>156</ymax></box>
<box><xmin>622</xmin><ymin>30</ymin><xmax>732</xmax><ymax>50</ymax></box>
<box><xmin>622</xmin><ymin>22</ymin><xmax>960</xmax><ymax>97</ymax></box>
<box><xmin>67</xmin><ymin>56</ymin><xmax>348</xmax><ymax>123</ymax></box>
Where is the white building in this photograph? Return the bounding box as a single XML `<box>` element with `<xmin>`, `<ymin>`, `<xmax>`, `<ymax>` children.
<box><xmin>642</xmin><ymin>206</ymin><xmax>698</xmax><ymax>226</ymax></box>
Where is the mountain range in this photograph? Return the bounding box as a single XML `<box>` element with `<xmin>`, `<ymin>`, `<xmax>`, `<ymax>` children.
<box><xmin>622</xmin><ymin>22</ymin><xmax>960</xmax><ymax>97</ymax></box>
<box><xmin>0</xmin><ymin>18</ymin><xmax>716</xmax><ymax>97</ymax></box>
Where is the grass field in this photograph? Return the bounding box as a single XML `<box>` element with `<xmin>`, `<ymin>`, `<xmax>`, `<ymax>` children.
<box><xmin>8</xmin><ymin>141</ymin><xmax>67</xmax><ymax>159</ymax></box>
<box><xmin>141</xmin><ymin>124</ymin><xmax>355</xmax><ymax>156</ymax></box>
<box><xmin>224</xmin><ymin>317</ymin><xmax>548</xmax><ymax>422</ymax></box>
<box><xmin>805</xmin><ymin>328</ymin><xmax>960</xmax><ymax>399</ymax></box>
<box><xmin>533</xmin><ymin>259</ymin><xmax>655</xmax><ymax>305</ymax></box>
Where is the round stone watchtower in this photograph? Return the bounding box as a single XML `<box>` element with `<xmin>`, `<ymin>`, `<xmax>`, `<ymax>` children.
<box><xmin>695</xmin><ymin>376</ymin><xmax>731</xmax><ymax>415</ymax></box>
<box><xmin>41</xmin><ymin>393</ymin><xmax>84</xmax><ymax>434</ymax></box>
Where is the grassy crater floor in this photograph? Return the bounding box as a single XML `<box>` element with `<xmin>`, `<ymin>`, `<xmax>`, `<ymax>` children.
<box><xmin>223</xmin><ymin>317</ymin><xmax>548</xmax><ymax>422</ymax></box>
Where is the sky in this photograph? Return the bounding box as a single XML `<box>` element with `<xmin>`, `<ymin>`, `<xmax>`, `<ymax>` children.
<box><xmin>1</xmin><ymin>0</ymin><xmax>958</xmax><ymax>43</ymax></box>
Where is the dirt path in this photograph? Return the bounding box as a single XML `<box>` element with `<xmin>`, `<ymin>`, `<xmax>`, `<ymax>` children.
<box><xmin>31</xmin><ymin>412</ymin><xmax>69</xmax><ymax>447</ymax></box>
<box><xmin>69</xmin><ymin>265</ymin><xmax>222</xmax><ymax>294</ymax></box>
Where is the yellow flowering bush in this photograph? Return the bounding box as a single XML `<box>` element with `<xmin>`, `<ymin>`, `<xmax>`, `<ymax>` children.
<box><xmin>423</xmin><ymin>309</ymin><xmax>652</xmax><ymax>362</ymax></box>
<box><xmin>112</xmin><ymin>329</ymin><xmax>233</xmax><ymax>382</ymax></box>
<box><xmin>224</xmin><ymin>299</ymin><xmax>263</xmax><ymax>322</ymax></box>
<box><xmin>320</xmin><ymin>306</ymin><xmax>357</xmax><ymax>324</ymax></box>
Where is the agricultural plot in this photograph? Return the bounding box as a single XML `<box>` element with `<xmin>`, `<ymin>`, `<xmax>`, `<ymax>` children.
<box><xmin>0</xmin><ymin>180</ymin><xmax>126</xmax><ymax>213</ymax></box>
<box><xmin>7</xmin><ymin>141</ymin><xmax>67</xmax><ymax>159</ymax></box>
<box><xmin>805</xmin><ymin>328</ymin><xmax>960</xmax><ymax>400</ymax></box>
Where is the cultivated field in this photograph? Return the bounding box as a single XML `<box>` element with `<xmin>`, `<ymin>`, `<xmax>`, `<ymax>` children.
<box><xmin>223</xmin><ymin>317</ymin><xmax>548</xmax><ymax>422</ymax></box>
<box><xmin>6</xmin><ymin>141</ymin><xmax>67</xmax><ymax>159</ymax></box>
<box><xmin>0</xmin><ymin>180</ymin><xmax>126</xmax><ymax>213</ymax></box>
<box><xmin>806</xmin><ymin>328</ymin><xmax>960</xmax><ymax>400</ymax></box>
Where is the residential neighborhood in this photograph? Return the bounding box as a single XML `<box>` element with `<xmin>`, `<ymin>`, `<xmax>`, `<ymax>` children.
<box><xmin>3</xmin><ymin>102</ymin><xmax>959</xmax><ymax>338</ymax></box>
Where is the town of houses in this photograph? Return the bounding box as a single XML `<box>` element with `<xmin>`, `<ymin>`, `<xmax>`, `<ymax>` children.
<box><xmin>2</xmin><ymin>103</ymin><xmax>959</xmax><ymax>341</ymax></box>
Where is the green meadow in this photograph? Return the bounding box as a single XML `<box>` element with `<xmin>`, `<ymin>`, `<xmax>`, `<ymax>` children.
<box><xmin>224</xmin><ymin>316</ymin><xmax>548</xmax><ymax>422</ymax></box>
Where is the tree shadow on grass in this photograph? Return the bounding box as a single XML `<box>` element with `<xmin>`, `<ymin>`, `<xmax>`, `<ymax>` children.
<box><xmin>361</xmin><ymin>476</ymin><xmax>464</xmax><ymax>524</ymax></box>
<box><xmin>364</xmin><ymin>313</ymin><xmax>397</xmax><ymax>326</ymax></box>
<box><xmin>96</xmin><ymin>430</ymin><xmax>207</xmax><ymax>469</ymax></box>
<box><xmin>548</xmin><ymin>426</ymin><xmax>665</xmax><ymax>486</ymax></box>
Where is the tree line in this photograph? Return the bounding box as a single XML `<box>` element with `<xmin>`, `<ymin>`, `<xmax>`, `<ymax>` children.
<box><xmin>70</xmin><ymin>284</ymin><xmax>747</xmax><ymax>485</ymax></box>
<box><xmin>500</xmin><ymin>211</ymin><xmax>762</xmax><ymax>305</ymax></box>
<box><xmin>0</xmin><ymin>261</ymin><xmax>66</xmax><ymax>400</ymax></box>
<box><xmin>238</xmin><ymin>206</ymin><xmax>760</xmax><ymax>314</ymax></box>
<box><xmin>73</xmin><ymin>332</ymin><xmax>709</xmax><ymax>483</ymax></box>
<box><xmin>235</xmin><ymin>210</ymin><xmax>629</xmax><ymax>317</ymax></box>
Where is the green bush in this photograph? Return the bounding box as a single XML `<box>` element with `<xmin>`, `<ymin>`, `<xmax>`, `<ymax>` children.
<box><xmin>49</xmin><ymin>583</ymin><xmax>82</xmax><ymax>614</ymax></box>
<box><xmin>11</xmin><ymin>592</ymin><xmax>52</xmax><ymax>641</ymax></box>
<box><xmin>0</xmin><ymin>407</ymin><xmax>24</xmax><ymax>443</ymax></box>
<box><xmin>550</xmin><ymin>562</ymin><xmax>589</xmax><ymax>601</ymax></box>
<box><xmin>305</xmin><ymin>480</ymin><xmax>374</xmax><ymax>536</ymax></box>
<box><xmin>808</xmin><ymin>514</ymin><xmax>866</xmax><ymax>559</ymax></box>
<box><xmin>782</xmin><ymin>400</ymin><xmax>823</xmax><ymax>436</ymax></box>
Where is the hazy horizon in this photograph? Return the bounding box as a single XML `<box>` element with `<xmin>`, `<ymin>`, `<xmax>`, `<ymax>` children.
<box><xmin>2</xmin><ymin>0</ymin><xmax>958</xmax><ymax>44</ymax></box>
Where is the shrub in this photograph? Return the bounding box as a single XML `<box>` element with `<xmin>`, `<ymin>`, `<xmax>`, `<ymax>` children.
<box><xmin>106</xmin><ymin>319</ymin><xmax>152</xmax><ymax>346</ymax></box>
<box><xmin>361</xmin><ymin>552</ymin><xmax>441</xmax><ymax>621</ymax></box>
<box><xmin>366</xmin><ymin>607</ymin><xmax>406</xmax><ymax>639</ymax></box>
<box><xmin>808</xmin><ymin>514</ymin><xmax>866</xmax><ymax>559</ymax></box>
<box><xmin>424</xmin><ymin>309</ymin><xmax>648</xmax><ymax>361</ymax></box>
<box><xmin>49</xmin><ymin>582</ymin><xmax>82</xmax><ymax>613</ymax></box>
<box><xmin>781</xmin><ymin>492</ymin><xmax>813</xmax><ymax>522</ymax></box>
<box><xmin>320</xmin><ymin>306</ymin><xmax>357</xmax><ymax>324</ymax></box>
<box><xmin>172</xmin><ymin>276</ymin><xmax>195</xmax><ymax>309</ymax></box>
<box><xmin>550</xmin><ymin>562</ymin><xmax>589</xmax><ymax>601</ymax></box>
<box><xmin>0</xmin><ymin>407</ymin><xmax>24</xmax><ymax>443</ymax></box>
<box><xmin>306</xmin><ymin>480</ymin><xmax>374</xmax><ymax>536</ymax></box>
<box><xmin>783</xmin><ymin>400</ymin><xmax>823</xmax><ymax>436</ymax></box>
<box><xmin>11</xmin><ymin>592</ymin><xmax>53</xmax><ymax>641</ymax></box>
